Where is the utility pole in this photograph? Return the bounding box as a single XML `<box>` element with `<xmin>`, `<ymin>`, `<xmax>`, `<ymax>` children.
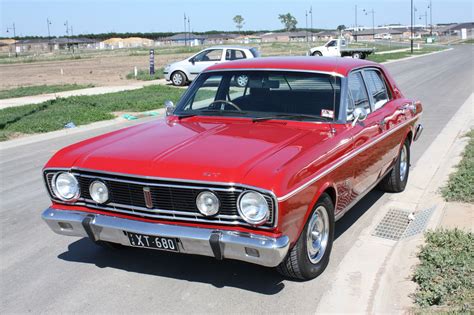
<box><xmin>305</xmin><ymin>10</ymin><xmax>308</xmax><ymax>42</ymax></box>
<box><xmin>428</xmin><ymin>0</ymin><xmax>433</xmax><ymax>36</ymax></box>
<box><xmin>187</xmin><ymin>16</ymin><xmax>191</xmax><ymax>46</ymax></box>
<box><xmin>411</xmin><ymin>0</ymin><xmax>414</xmax><ymax>53</ymax></box>
<box><xmin>183</xmin><ymin>13</ymin><xmax>187</xmax><ymax>46</ymax></box>
<box><xmin>354</xmin><ymin>5</ymin><xmax>358</xmax><ymax>42</ymax></box>
<box><xmin>6</xmin><ymin>23</ymin><xmax>17</xmax><ymax>57</ymax></box>
<box><xmin>47</xmin><ymin>18</ymin><xmax>52</xmax><ymax>51</ymax></box>
<box><xmin>309</xmin><ymin>6</ymin><xmax>313</xmax><ymax>41</ymax></box>
<box><xmin>363</xmin><ymin>9</ymin><xmax>375</xmax><ymax>40</ymax></box>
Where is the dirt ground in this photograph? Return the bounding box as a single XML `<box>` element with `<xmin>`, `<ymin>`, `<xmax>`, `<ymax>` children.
<box><xmin>0</xmin><ymin>53</ymin><xmax>190</xmax><ymax>90</ymax></box>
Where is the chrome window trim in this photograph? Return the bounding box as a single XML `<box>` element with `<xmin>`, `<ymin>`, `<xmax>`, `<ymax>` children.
<box><xmin>202</xmin><ymin>68</ymin><xmax>345</xmax><ymax>78</ymax></box>
<box><xmin>43</xmin><ymin>168</ymin><xmax>278</xmax><ymax>230</ymax></box>
<box><xmin>277</xmin><ymin>114</ymin><xmax>421</xmax><ymax>201</ymax></box>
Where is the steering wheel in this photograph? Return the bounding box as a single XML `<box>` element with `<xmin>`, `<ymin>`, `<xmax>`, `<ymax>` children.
<box><xmin>208</xmin><ymin>100</ymin><xmax>243</xmax><ymax>112</ymax></box>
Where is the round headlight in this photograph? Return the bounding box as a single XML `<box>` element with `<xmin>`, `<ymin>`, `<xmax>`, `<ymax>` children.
<box><xmin>89</xmin><ymin>180</ymin><xmax>109</xmax><ymax>204</ymax></box>
<box><xmin>52</xmin><ymin>172</ymin><xmax>80</xmax><ymax>201</ymax></box>
<box><xmin>238</xmin><ymin>191</ymin><xmax>269</xmax><ymax>225</ymax></box>
<box><xmin>196</xmin><ymin>191</ymin><xmax>220</xmax><ymax>216</ymax></box>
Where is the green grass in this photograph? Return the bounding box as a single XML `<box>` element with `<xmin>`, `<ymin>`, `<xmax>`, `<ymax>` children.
<box><xmin>0</xmin><ymin>84</ymin><xmax>183</xmax><ymax>141</ymax></box>
<box><xmin>126</xmin><ymin>68</ymin><xmax>164</xmax><ymax>81</ymax></box>
<box><xmin>413</xmin><ymin>229</ymin><xmax>473</xmax><ymax>313</ymax></box>
<box><xmin>0</xmin><ymin>84</ymin><xmax>94</xmax><ymax>100</ymax></box>
<box><xmin>460</xmin><ymin>39</ymin><xmax>474</xmax><ymax>44</ymax></box>
<box><xmin>367</xmin><ymin>46</ymin><xmax>445</xmax><ymax>63</ymax></box>
<box><xmin>441</xmin><ymin>130</ymin><xmax>474</xmax><ymax>203</ymax></box>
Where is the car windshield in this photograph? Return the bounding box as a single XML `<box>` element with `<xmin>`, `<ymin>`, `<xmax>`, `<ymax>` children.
<box><xmin>175</xmin><ymin>70</ymin><xmax>341</xmax><ymax>121</ymax></box>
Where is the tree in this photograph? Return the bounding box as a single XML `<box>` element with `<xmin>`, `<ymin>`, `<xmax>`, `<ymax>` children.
<box><xmin>337</xmin><ymin>25</ymin><xmax>347</xmax><ymax>32</ymax></box>
<box><xmin>233</xmin><ymin>15</ymin><xmax>245</xmax><ymax>33</ymax></box>
<box><xmin>278</xmin><ymin>13</ymin><xmax>298</xmax><ymax>32</ymax></box>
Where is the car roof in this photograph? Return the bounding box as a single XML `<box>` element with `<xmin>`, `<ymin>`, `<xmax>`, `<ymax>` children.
<box><xmin>205</xmin><ymin>56</ymin><xmax>378</xmax><ymax>77</ymax></box>
<box><xmin>205</xmin><ymin>45</ymin><xmax>254</xmax><ymax>50</ymax></box>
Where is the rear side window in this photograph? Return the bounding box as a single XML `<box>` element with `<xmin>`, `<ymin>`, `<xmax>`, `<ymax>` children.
<box><xmin>226</xmin><ymin>49</ymin><xmax>246</xmax><ymax>61</ymax></box>
<box><xmin>348</xmin><ymin>72</ymin><xmax>370</xmax><ymax>112</ymax></box>
<box><xmin>250</xmin><ymin>48</ymin><xmax>260</xmax><ymax>57</ymax></box>
<box><xmin>364</xmin><ymin>70</ymin><xmax>390</xmax><ymax>110</ymax></box>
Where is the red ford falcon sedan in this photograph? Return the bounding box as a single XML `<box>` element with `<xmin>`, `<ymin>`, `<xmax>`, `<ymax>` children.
<box><xmin>42</xmin><ymin>57</ymin><xmax>423</xmax><ymax>280</ymax></box>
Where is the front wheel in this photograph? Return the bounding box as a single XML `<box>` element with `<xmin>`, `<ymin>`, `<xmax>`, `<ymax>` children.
<box><xmin>352</xmin><ymin>52</ymin><xmax>365</xmax><ymax>59</ymax></box>
<box><xmin>277</xmin><ymin>193</ymin><xmax>335</xmax><ymax>280</ymax></box>
<box><xmin>171</xmin><ymin>71</ymin><xmax>187</xmax><ymax>86</ymax></box>
<box><xmin>312</xmin><ymin>51</ymin><xmax>322</xmax><ymax>56</ymax></box>
<box><xmin>378</xmin><ymin>139</ymin><xmax>410</xmax><ymax>192</ymax></box>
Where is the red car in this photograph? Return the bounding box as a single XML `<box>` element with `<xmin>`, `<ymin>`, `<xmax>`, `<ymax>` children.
<box><xmin>42</xmin><ymin>57</ymin><xmax>423</xmax><ymax>280</ymax></box>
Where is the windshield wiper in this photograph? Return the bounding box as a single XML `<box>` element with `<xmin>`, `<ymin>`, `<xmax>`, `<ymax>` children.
<box><xmin>176</xmin><ymin>110</ymin><xmax>248</xmax><ymax>120</ymax></box>
<box><xmin>252</xmin><ymin>114</ymin><xmax>331</xmax><ymax>122</ymax></box>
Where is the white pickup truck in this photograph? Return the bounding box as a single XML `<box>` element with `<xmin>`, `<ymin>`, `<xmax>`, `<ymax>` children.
<box><xmin>309</xmin><ymin>38</ymin><xmax>375</xmax><ymax>59</ymax></box>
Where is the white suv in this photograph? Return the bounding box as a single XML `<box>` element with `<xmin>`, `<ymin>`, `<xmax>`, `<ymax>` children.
<box><xmin>164</xmin><ymin>46</ymin><xmax>260</xmax><ymax>86</ymax></box>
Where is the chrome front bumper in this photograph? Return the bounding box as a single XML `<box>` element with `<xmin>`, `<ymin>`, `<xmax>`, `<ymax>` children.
<box><xmin>42</xmin><ymin>208</ymin><xmax>289</xmax><ymax>267</ymax></box>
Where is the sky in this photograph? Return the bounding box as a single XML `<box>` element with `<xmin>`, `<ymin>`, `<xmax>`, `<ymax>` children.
<box><xmin>0</xmin><ymin>0</ymin><xmax>472</xmax><ymax>37</ymax></box>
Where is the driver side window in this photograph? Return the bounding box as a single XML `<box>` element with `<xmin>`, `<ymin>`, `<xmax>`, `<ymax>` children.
<box><xmin>327</xmin><ymin>40</ymin><xmax>336</xmax><ymax>47</ymax></box>
<box><xmin>194</xmin><ymin>49</ymin><xmax>223</xmax><ymax>62</ymax></box>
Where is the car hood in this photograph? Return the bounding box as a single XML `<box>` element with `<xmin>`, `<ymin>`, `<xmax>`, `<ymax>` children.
<box><xmin>46</xmin><ymin>117</ymin><xmax>333</xmax><ymax>191</ymax></box>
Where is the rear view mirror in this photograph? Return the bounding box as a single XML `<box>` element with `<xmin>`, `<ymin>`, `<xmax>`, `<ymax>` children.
<box><xmin>352</xmin><ymin>107</ymin><xmax>368</xmax><ymax>126</ymax></box>
<box><xmin>189</xmin><ymin>58</ymin><xmax>195</xmax><ymax>65</ymax></box>
<box><xmin>165</xmin><ymin>100</ymin><xmax>175</xmax><ymax>116</ymax></box>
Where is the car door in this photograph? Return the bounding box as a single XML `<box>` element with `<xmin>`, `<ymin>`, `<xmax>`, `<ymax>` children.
<box><xmin>188</xmin><ymin>49</ymin><xmax>223</xmax><ymax>80</ymax></box>
<box><xmin>363</xmin><ymin>68</ymin><xmax>410</xmax><ymax>174</ymax></box>
<box><xmin>325</xmin><ymin>40</ymin><xmax>339</xmax><ymax>56</ymax></box>
<box><xmin>347</xmin><ymin>70</ymin><xmax>389</xmax><ymax>197</ymax></box>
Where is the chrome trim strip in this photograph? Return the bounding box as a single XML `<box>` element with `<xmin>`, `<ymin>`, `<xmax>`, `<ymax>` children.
<box><xmin>277</xmin><ymin>115</ymin><xmax>420</xmax><ymax>202</ymax></box>
<box><xmin>42</xmin><ymin>207</ymin><xmax>290</xmax><ymax>267</ymax></box>
<box><xmin>203</xmin><ymin>68</ymin><xmax>345</xmax><ymax>78</ymax></box>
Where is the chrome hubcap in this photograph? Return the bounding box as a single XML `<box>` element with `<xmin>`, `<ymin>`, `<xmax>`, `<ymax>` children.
<box><xmin>399</xmin><ymin>145</ymin><xmax>408</xmax><ymax>181</ymax></box>
<box><xmin>306</xmin><ymin>206</ymin><xmax>329</xmax><ymax>264</ymax></box>
<box><xmin>172</xmin><ymin>74</ymin><xmax>182</xmax><ymax>85</ymax></box>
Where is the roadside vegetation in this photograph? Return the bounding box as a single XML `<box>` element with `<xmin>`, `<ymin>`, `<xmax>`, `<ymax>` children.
<box><xmin>413</xmin><ymin>229</ymin><xmax>473</xmax><ymax>313</ymax></box>
<box><xmin>126</xmin><ymin>68</ymin><xmax>164</xmax><ymax>81</ymax></box>
<box><xmin>0</xmin><ymin>84</ymin><xmax>94</xmax><ymax>100</ymax></box>
<box><xmin>0</xmin><ymin>84</ymin><xmax>183</xmax><ymax>141</ymax></box>
<box><xmin>441</xmin><ymin>130</ymin><xmax>474</xmax><ymax>203</ymax></box>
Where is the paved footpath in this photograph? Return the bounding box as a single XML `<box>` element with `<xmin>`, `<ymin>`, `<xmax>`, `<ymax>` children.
<box><xmin>0</xmin><ymin>79</ymin><xmax>167</xmax><ymax>110</ymax></box>
<box><xmin>0</xmin><ymin>46</ymin><xmax>472</xmax><ymax>314</ymax></box>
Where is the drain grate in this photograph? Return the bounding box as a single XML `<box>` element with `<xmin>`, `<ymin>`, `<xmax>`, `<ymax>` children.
<box><xmin>373</xmin><ymin>209</ymin><xmax>411</xmax><ymax>241</ymax></box>
<box><xmin>403</xmin><ymin>206</ymin><xmax>435</xmax><ymax>238</ymax></box>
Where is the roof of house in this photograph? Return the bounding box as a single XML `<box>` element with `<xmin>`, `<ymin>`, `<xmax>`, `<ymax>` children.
<box><xmin>165</xmin><ymin>33</ymin><xmax>207</xmax><ymax>41</ymax></box>
<box><xmin>204</xmin><ymin>56</ymin><xmax>378</xmax><ymax>77</ymax></box>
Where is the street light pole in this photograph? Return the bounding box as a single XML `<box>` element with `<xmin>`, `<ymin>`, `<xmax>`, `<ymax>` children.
<box><xmin>363</xmin><ymin>9</ymin><xmax>375</xmax><ymax>40</ymax></box>
<box><xmin>428</xmin><ymin>0</ymin><xmax>433</xmax><ymax>36</ymax></box>
<box><xmin>411</xmin><ymin>0</ymin><xmax>414</xmax><ymax>53</ymax></box>
<box><xmin>309</xmin><ymin>6</ymin><xmax>313</xmax><ymax>41</ymax></box>
<box><xmin>305</xmin><ymin>10</ymin><xmax>308</xmax><ymax>42</ymax></box>
<box><xmin>183</xmin><ymin>13</ymin><xmax>187</xmax><ymax>46</ymax></box>
<box><xmin>6</xmin><ymin>23</ymin><xmax>17</xmax><ymax>57</ymax></box>
<box><xmin>47</xmin><ymin>18</ymin><xmax>52</xmax><ymax>51</ymax></box>
<box><xmin>187</xmin><ymin>17</ymin><xmax>191</xmax><ymax>46</ymax></box>
<box><xmin>355</xmin><ymin>5</ymin><xmax>358</xmax><ymax>42</ymax></box>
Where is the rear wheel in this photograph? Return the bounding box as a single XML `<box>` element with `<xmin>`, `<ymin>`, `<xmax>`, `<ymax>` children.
<box><xmin>378</xmin><ymin>139</ymin><xmax>410</xmax><ymax>192</ymax></box>
<box><xmin>277</xmin><ymin>193</ymin><xmax>334</xmax><ymax>280</ymax></box>
<box><xmin>352</xmin><ymin>52</ymin><xmax>364</xmax><ymax>59</ymax></box>
<box><xmin>171</xmin><ymin>71</ymin><xmax>187</xmax><ymax>86</ymax></box>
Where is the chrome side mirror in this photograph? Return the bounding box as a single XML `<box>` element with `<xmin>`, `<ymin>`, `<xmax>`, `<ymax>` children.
<box><xmin>351</xmin><ymin>107</ymin><xmax>368</xmax><ymax>126</ymax></box>
<box><xmin>165</xmin><ymin>100</ymin><xmax>175</xmax><ymax>117</ymax></box>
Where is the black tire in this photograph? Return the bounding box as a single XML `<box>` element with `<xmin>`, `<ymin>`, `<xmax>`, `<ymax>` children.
<box><xmin>276</xmin><ymin>193</ymin><xmax>335</xmax><ymax>280</ymax></box>
<box><xmin>312</xmin><ymin>51</ymin><xmax>322</xmax><ymax>56</ymax></box>
<box><xmin>378</xmin><ymin>139</ymin><xmax>410</xmax><ymax>192</ymax></box>
<box><xmin>352</xmin><ymin>52</ymin><xmax>363</xmax><ymax>59</ymax></box>
<box><xmin>171</xmin><ymin>71</ymin><xmax>187</xmax><ymax>86</ymax></box>
<box><xmin>95</xmin><ymin>240</ymin><xmax>124</xmax><ymax>250</ymax></box>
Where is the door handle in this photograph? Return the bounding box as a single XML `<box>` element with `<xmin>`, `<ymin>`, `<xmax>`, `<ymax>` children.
<box><xmin>378</xmin><ymin>119</ymin><xmax>386</xmax><ymax>131</ymax></box>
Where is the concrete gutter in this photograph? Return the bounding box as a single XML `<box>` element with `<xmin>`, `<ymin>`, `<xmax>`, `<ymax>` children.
<box><xmin>316</xmin><ymin>93</ymin><xmax>473</xmax><ymax>314</ymax></box>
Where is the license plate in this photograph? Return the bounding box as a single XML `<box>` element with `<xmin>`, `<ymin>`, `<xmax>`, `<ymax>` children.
<box><xmin>124</xmin><ymin>231</ymin><xmax>179</xmax><ymax>252</ymax></box>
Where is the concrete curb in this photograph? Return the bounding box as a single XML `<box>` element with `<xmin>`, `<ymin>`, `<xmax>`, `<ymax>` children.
<box><xmin>381</xmin><ymin>47</ymin><xmax>453</xmax><ymax>65</ymax></box>
<box><xmin>315</xmin><ymin>93</ymin><xmax>473</xmax><ymax>314</ymax></box>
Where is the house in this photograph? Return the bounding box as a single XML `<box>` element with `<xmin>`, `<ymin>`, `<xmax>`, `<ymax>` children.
<box><xmin>162</xmin><ymin>33</ymin><xmax>207</xmax><ymax>46</ymax></box>
<box><xmin>260</xmin><ymin>31</ymin><xmax>317</xmax><ymax>43</ymax></box>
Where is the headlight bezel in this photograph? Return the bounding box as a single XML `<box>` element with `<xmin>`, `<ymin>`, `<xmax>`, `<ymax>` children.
<box><xmin>196</xmin><ymin>190</ymin><xmax>220</xmax><ymax>216</ymax></box>
<box><xmin>237</xmin><ymin>190</ymin><xmax>270</xmax><ymax>226</ymax></box>
<box><xmin>51</xmin><ymin>172</ymin><xmax>80</xmax><ymax>202</ymax></box>
<box><xmin>89</xmin><ymin>180</ymin><xmax>109</xmax><ymax>204</ymax></box>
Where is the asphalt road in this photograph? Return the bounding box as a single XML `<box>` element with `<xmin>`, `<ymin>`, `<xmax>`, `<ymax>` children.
<box><xmin>1</xmin><ymin>46</ymin><xmax>472</xmax><ymax>313</ymax></box>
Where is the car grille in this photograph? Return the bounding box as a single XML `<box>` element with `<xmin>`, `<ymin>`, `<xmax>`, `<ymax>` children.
<box><xmin>44</xmin><ymin>170</ymin><xmax>276</xmax><ymax>229</ymax></box>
